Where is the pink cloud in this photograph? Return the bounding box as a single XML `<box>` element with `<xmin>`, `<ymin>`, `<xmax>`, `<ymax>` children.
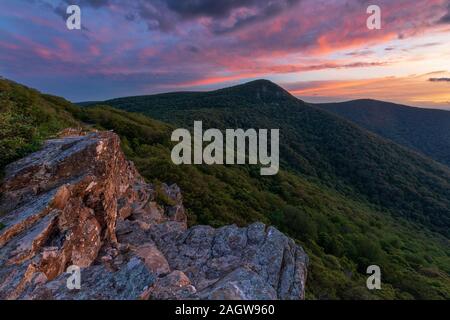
<box><xmin>1</xmin><ymin>0</ymin><xmax>449</xmax><ymax>101</ymax></box>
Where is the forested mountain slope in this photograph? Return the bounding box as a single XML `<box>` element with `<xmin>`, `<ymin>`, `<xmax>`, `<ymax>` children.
<box><xmin>318</xmin><ymin>99</ymin><xmax>450</xmax><ymax>167</ymax></box>
<box><xmin>90</xmin><ymin>80</ymin><xmax>450</xmax><ymax>238</ymax></box>
<box><xmin>2</xmin><ymin>78</ymin><xmax>449</xmax><ymax>299</ymax></box>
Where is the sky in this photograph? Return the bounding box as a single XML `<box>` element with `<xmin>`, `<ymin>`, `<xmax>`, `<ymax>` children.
<box><xmin>0</xmin><ymin>0</ymin><xmax>450</xmax><ymax>109</ymax></box>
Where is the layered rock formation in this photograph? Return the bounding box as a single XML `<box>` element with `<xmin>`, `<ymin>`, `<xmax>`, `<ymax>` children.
<box><xmin>0</xmin><ymin>131</ymin><xmax>308</xmax><ymax>300</ymax></box>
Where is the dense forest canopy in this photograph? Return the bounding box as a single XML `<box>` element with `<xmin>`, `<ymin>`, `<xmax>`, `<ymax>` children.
<box><xmin>1</xmin><ymin>78</ymin><xmax>449</xmax><ymax>299</ymax></box>
<box><xmin>319</xmin><ymin>99</ymin><xmax>450</xmax><ymax>167</ymax></box>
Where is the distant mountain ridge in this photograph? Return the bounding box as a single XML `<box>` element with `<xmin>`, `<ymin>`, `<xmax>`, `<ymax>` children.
<box><xmin>83</xmin><ymin>85</ymin><xmax>450</xmax><ymax>168</ymax></box>
<box><xmin>82</xmin><ymin>80</ymin><xmax>298</xmax><ymax>119</ymax></box>
<box><xmin>317</xmin><ymin>99</ymin><xmax>450</xmax><ymax>167</ymax></box>
<box><xmin>82</xmin><ymin>80</ymin><xmax>450</xmax><ymax>238</ymax></box>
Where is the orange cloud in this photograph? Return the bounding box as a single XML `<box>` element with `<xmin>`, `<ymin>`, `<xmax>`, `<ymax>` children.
<box><xmin>287</xmin><ymin>72</ymin><xmax>450</xmax><ymax>109</ymax></box>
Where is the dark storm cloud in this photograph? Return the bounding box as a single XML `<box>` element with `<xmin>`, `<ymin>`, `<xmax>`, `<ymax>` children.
<box><xmin>46</xmin><ymin>0</ymin><xmax>173</xmax><ymax>32</ymax></box>
<box><xmin>135</xmin><ymin>0</ymin><xmax>302</xmax><ymax>33</ymax></box>
<box><xmin>165</xmin><ymin>0</ymin><xmax>260</xmax><ymax>18</ymax></box>
<box><xmin>211</xmin><ymin>0</ymin><xmax>301</xmax><ymax>34</ymax></box>
<box><xmin>61</xmin><ymin>0</ymin><xmax>111</xmax><ymax>8</ymax></box>
<box><xmin>439</xmin><ymin>3</ymin><xmax>450</xmax><ymax>23</ymax></box>
<box><xmin>53</xmin><ymin>0</ymin><xmax>301</xmax><ymax>33</ymax></box>
<box><xmin>164</xmin><ymin>0</ymin><xmax>301</xmax><ymax>34</ymax></box>
<box><xmin>29</xmin><ymin>0</ymin><xmax>110</xmax><ymax>21</ymax></box>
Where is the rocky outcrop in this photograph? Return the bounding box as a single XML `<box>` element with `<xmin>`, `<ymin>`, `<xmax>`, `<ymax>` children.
<box><xmin>0</xmin><ymin>131</ymin><xmax>308</xmax><ymax>300</ymax></box>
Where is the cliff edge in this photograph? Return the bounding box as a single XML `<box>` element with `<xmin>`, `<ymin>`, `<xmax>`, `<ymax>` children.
<box><xmin>0</xmin><ymin>130</ymin><xmax>308</xmax><ymax>300</ymax></box>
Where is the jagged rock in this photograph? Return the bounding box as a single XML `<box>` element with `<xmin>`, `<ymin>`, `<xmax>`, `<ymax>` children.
<box><xmin>149</xmin><ymin>222</ymin><xmax>308</xmax><ymax>300</ymax></box>
<box><xmin>24</xmin><ymin>257</ymin><xmax>154</xmax><ymax>300</ymax></box>
<box><xmin>0</xmin><ymin>131</ymin><xmax>158</xmax><ymax>298</ymax></box>
<box><xmin>144</xmin><ymin>270</ymin><xmax>197</xmax><ymax>300</ymax></box>
<box><xmin>197</xmin><ymin>266</ymin><xmax>278</xmax><ymax>300</ymax></box>
<box><xmin>135</xmin><ymin>243</ymin><xmax>170</xmax><ymax>277</ymax></box>
<box><xmin>0</xmin><ymin>130</ymin><xmax>308</xmax><ymax>300</ymax></box>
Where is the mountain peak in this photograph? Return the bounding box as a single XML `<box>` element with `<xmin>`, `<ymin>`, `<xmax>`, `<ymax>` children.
<box><xmin>215</xmin><ymin>79</ymin><xmax>296</xmax><ymax>102</ymax></box>
<box><xmin>243</xmin><ymin>79</ymin><xmax>280</xmax><ymax>87</ymax></box>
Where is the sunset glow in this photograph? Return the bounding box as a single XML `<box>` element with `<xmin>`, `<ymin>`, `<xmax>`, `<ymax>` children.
<box><xmin>0</xmin><ymin>0</ymin><xmax>449</xmax><ymax>108</ymax></box>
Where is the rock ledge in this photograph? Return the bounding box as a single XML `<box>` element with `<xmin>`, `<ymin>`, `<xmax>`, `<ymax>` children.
<box><xmin>0</xmin><ymin>131</ymin><xmax>308</xmax><ymax>300</ymax></box>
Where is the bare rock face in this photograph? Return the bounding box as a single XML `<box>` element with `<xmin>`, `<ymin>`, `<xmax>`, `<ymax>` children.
<box><xmin>148</xmin><ymin>222</ymin><xmax>308</xmax><ymax>300</ymax></box>
<box><xmin>0</xmin><ymin>131</ymin><xmax>308</xmax><ymax>300</ymax></box>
